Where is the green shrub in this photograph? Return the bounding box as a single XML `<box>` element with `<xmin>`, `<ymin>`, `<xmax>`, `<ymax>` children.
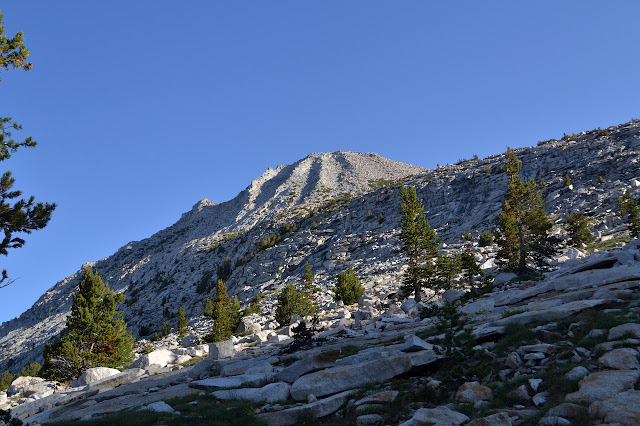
<box><xmin>275</xmin><ymin>284</ymin><xmax>317</xmax><ymax>326</ymax></box>
<box><xmin>21</xmin><ymin>362</ymin><xmax>41</xmax><ymax>377</ymax></box>
<box><xmin>478</xmin><ymin>230</ymin><xmax>494</xmax><ymax>247</ymax></box>
<box><xmin>0</xmin><ymin>371</ymin><xmax>16</xmax><ymax>391</ymax></box>
<box><xmin>256</xmin><ymin>234</ymin><xmax>281</xmax><ymax>252</ymax></box>
<box><xmin>462</xmin><ymin>232</ymin><xmax>472</xmax><ymax>241</ymax></box>
<box><xmin>334</xmin><ymin>265</ymin><xmax>365</xmax><ymax>305</ymax></box>
<box><xmin>243</xmin><ymin>294</ymin><xmax>262</xmax><ymax>316</ymax></box>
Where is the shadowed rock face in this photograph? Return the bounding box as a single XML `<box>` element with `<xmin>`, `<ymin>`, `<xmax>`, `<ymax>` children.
<box><xmin>2</xmin><ymin>120</ymin><xmax>640</xmax><ymax>375</ymax></box>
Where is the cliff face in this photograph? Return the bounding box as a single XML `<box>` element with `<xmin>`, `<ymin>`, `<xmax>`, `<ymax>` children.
<box><xmin>1</xmin><ymin>121</ymin><xmax>639</xmax><ymax>373</ymax></box>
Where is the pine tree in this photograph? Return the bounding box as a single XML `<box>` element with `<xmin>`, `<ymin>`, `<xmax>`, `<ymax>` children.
<box><xmin>616</xmin><ymin>189</ymin><xmax>640</xmax><ymax>238</ymax></box>
<box><xmin>304</xmin><ymin>261</ymin><xmax>314</xmax><ymax>291</ymax></box>
<box><xmin>0</xmin><ymin>10</ymin><xmax>56</xmax><ymax>288</ymax></box>
<box><xmin>177</xmin><ymin>306</ymin><xmax>187</xmax><ymax>339</ymax></box>
<box><xmin>275</xmin><ymin>284</ymin><xmax>317</xmax><ymax>326</ymax></box>
<box><xmin>43</xmin><ymin>267</ymin><xmax>134</xmax><ymax>381</ymax></box>
<box><xmin>231</xmin><ymin>295</ymin><xmax>241</xmax><ymax>328</ymax></box>
<box><xmin>565</xmin><ymin>212</ymin><xmax>594</xmax><ymax>247</ymax></box>
<box><xmin>216</xmin><ymin>256</ymin><xmax>233</xmax><ymax>282</ymax></box>
<box><xmin>204</xmin><ymin>280</ymin><xmax>240</xmax><ymax>342</ymax></box>
<box><xmin>334</xmin><ymin>265</ymin><xmax>365</xmax><ymax>305</ymax></box>
<box><xmin>496</xmin><ymin>148</ymin><xmax>559</xmax><ymax>274</ymax></box>
<box><xmin>161</xmin><ymin>321</ymin><xmax>170</xmax><ymax>337</ymax></box>
<box><xmin>203</xmin><ymin>298</ymin><xmax>214</xmax><ymax>317</ymax></box>
<box><xmin>398</xmin><ymin>185</ymin><xmax>442</xmax><ymax>301</ymax></box>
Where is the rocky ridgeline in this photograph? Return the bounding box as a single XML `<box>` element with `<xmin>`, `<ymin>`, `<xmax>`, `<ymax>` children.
<box><xmin>1</xmin><ymin>239</ymin><xmax>640</xmax><ymax>424</ymax></box>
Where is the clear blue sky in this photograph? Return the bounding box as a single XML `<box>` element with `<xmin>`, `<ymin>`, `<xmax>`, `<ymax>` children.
<box><xmin>0</xmin><ymin>2</ymin><xmax>638</xmax><ymax>323</ymax></box>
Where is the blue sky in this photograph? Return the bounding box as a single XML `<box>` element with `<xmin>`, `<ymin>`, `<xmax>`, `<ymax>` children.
<box><xmin>0</xmin><ymin>1</ymin><xmax>638</xmax><ymax>323</ymax></box>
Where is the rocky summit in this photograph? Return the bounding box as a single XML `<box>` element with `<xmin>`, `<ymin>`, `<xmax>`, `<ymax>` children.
<box><xmin>1</xmin><ymin>120</ymin><xmax>640</xmax><ymax>425</ymax></box>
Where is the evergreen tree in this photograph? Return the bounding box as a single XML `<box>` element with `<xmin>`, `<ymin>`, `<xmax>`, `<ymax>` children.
<box><xmin>0</xmin><ymin>371</ymin><xmax>15</xmax><ymax>391</ymax></box>
<box><xmin>203</xmin><ymin>298</ymin><xmax>214</xmax><ymax>317</ymax></box>
<box><xmin>161</xmin><ymin>321</ymin><xmax>170</xmax><ymax>337</ymax></box>
<box><xmin>496</xmin><ymin>149</ymin><xmax>558</xmax><ymax>274</ymax></box>
<box><xmin>204</xmin><ymin>280</ymin><xmax>240</xmax><ymax>342</ymax></box>
<box><xmin>242</xmin><ymin>294</ymin><xmax>262</xmax><ymax>316</ymax></box>
<box><xmin>177</xmin><ymin>306</ymin><xmax>187</xmax><ymax>339</ymax></box>
<box><xmin>275</xmin><ymin>284</ymin><xmax>317</xmax><ymax>326</ymax></box>
<box><xmin>0</xmin><ymin>10</ymin><xmax>56</xmax><ymax>288</ymax></box>
<box><xmin>565</xmin><ymin>212</ymin><xmax>594</xmax><ymax>247</ymax></box>
<box><xmin>20</xmin><ymin>362</ymin><xmax>41</xmax><ymax>377</ymax></box>
<box><xmin>334</xmin><ymin>265</ymin><xmax>365</xmax><ymax>305</ymax></box>
<box><xmin>616</xmin><ymin>189</ymin><xmax>640</xmax><ymax>238</ymax></box>
<box><xmin>304</xmin><ymin>261</ymin><xmax>314</xmax><ymax>291</ymax></box>
<box><xmin>231</xmin><ymin>295</ymin><xmax>241</xmax><ymax>326</ymax></box>
<box><xmin>43</xmin><ymin>267</ymin><xmax>134</xmax><ymax>381</ymax></box>
<box><xmin>216</xmin><ymin>256</ymin><xmax>233</xmax><ymax>282</ymax></box>
<box><xmin>398</xmin><ymin>185</ymin><xmax>442</xmax><ymax>301</ymax></box>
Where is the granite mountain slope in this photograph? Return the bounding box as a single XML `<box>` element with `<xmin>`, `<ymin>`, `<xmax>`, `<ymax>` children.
<box><xmin>1</xmin><ymin>121</ymin><xmax>640</xmax><ymax>375</ymax></box>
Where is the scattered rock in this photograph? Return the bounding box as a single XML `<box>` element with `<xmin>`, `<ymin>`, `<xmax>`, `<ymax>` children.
<box><xmin>76</xmin><ymin>367</ymin><xmax>122</xmax><ymax>387</ymax></box>
<box><xmin>356</xmin><ymin>413</ymin><xmax>383</xmax><ymax>424</ymax></box>
<box><xmin>399</xmin><ymin>406</ymin><xmax>469</xmax><ymax>425</ymax></box>
<box><xmin>140</xmin><ymin>401</ymin><xmax>175</xmax><ymax>413</ymax></box>
<box><xmin>466</xmin><ymin>412</ymin><xmax>513</xmax><ymax>426</ymax></box>
<box><xmin>547</xmin><ymin>403</ymin><xmax>588</xmax><ymax>419</ymax></box>
<box><xmin>190</xmin><ymin>374</ymin><xmax>271</xmax><ymax>390</ymax></box>
<box><xmin>598</xmin><ymin>347</ymin><xmax>640</xmax><ymax>370</ymax></box>
<box><xmin>7</xmin><ymin>377</ymin><xmax>57</xmax><ymax>398</ymax></box>
<box><xmin>589</xmin><ymin>389</ymin><xmax>640</xmax><ymax>425</ymax></box>
<box><xmin>275</xmin><ymin>350</ymin><xmax>340</xmax><ymax>383</ymax></box>
<box><xmin>257</xmin><ymin>390</ymin><xmax>354</xmax><ymax>425</ymax></box>
<box><xmin>608</xmin><ymin>323</ymin><xmax>640</xmax><ymax>340</ymax></box>
<box><xmin>212</xmin><ymin>382</ymin><xmax>290</xmax><ymax>403</ymax></box>
<box><xmin>507</xmin><ymin>384</ymin><xmax>530</xmax><ymax>402</ymax></box>
<box><xmin>565</xmin><ymin>366</ymin><xmax>589</xmax><ymax>381</ymax></box>
<box><xmin>130</xmin><ymin>348</ymin><xmax>179</xmax><ymax>368</ymax></box>
<box><xmin>566</xmin><ymin>370</ymin><xmax>640</xmax><ymax>403</ymax></box>
<box><xmin>181</xmin><ymin>334</ymin><xmax>199</xmax><ymax>347</ymax></box>
<box><xmin>209</xmin><ymin>340</ymin><xmax>236</xmax><ymax>360</ymax></box>
<box><xmin>399</xmin><ymin>335</ymin><xmax>433</xmax><ymax>352</ymax></box>
<box><xmin>290</xmin><ymin>351</ymin><xmax>438</xmax><ymax>401</ymax></box>
<box><xmin>455</xmin><ymin>381</ymin><xmax>493</xmax><ymax>403</ymax></box>
<box><xmin>354</xmin><ymin>390</ymin><xmax>399</xmax><ymax>406</ymax></box>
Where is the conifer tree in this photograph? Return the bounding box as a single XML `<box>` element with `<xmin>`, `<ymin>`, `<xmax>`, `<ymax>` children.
<box><xmin>565</xmin><ymin>212</ymin><xmax>594</xmax><ymax>247</ymax></box>
<box><xmin>0</xmin><ymin>10</ymin><xmax>56</xmax><ymax>288</ymax></box>
<box><xmin>334</xmin><ymin>265</ymin><xmax>365</xmax><ymax>305</ymax></box>
<box><xmin>231</xmin><ymin>295</ymin><xmax>241</xmax><ymax>326</ymax></box>
<box><xmin>205</xmin><ymin>280</ymin><xmax>240</xmax><ymax>342</ymax></box>
<box><xmin>43</xmin><ymin>267</ymin><xmax>134</xmax><ymax>381</ymax></box>
<box><xmin>398</xmin><ymin>185</ymin><xmax>442</xmax><ymax>301</ymax></box>
<box><xmin>161</xmin><ymin>321</ymin><xmax>170</xmax><ymax>337</ymax></box>
<box><xmin>177</xmin><ymin>306</ymin><xmax>187</xmax><ymax>339</ymax></box>
<box><xmin>275</xmin><ymin>284</ymin><xmax>317</xmax><ymax>325</ymax></box>
<box><xmin>496</xmin><ymin>148</ymin><xmax>558</xmax><ymax>274</ymax></box>
<box><xmin>304</xmin><ymin>261</ymin><xmax>314</xmax><ymax>291</ymax></box>
<box><xmin>203</xmin><ymin>298</ymin><xmax>214</xmax><ymax>317</ymax></box>
<box><xmin>616</xmin><ymin>189</ymin><xmax>640</xmax><ymax>238</ymax></box>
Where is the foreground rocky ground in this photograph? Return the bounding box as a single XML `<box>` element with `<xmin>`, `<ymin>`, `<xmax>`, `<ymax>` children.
<box><xmin>2</xmin><ymin>238</ymin><xmax>640</xmax><ymax>425</ymax></box>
